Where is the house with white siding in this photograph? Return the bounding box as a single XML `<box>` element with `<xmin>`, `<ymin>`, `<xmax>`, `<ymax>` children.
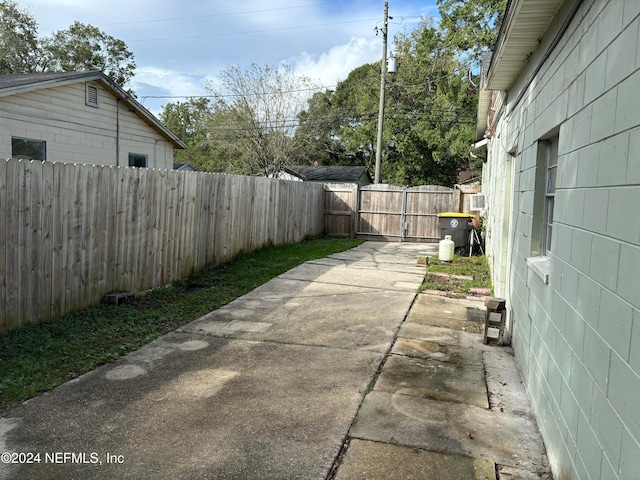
<box><xmin>477</xmin><ymin>0</ymin><xmax>640</xmax><ymax>479</ymax></box>
<box><xmin>0</xmin><ymin>71</ymin><xmax>186</xmax><ymax>168</ymax></box>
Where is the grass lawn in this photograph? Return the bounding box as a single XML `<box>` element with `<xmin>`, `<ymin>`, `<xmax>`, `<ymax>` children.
<box><xmin>419</xmin><ymin>254</ymin><xmax>493</xmax><ymax>296</ymax></box>
<box><xmin>0</xmin><ymin>237</ymin><xmax>363</xmax><ymax>414</ymax></box>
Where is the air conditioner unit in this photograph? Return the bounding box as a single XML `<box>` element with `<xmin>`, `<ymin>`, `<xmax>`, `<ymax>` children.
<box><xmin>470</xmin><ymin>193</ymin><xmax>486</xmax><ymax>211</ymax></box>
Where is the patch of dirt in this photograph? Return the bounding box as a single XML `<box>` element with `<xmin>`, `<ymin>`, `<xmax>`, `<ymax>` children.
<box><xmin>423</xmin><ymin>272</ymin><xmax>469</xmax><ymax>291</ymax></box>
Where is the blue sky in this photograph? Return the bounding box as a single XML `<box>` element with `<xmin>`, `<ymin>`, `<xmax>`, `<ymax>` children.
<box><xmin>22</xmin><ymin>0</ymin><xmax>439</xmax><ymax>115</ymax></box>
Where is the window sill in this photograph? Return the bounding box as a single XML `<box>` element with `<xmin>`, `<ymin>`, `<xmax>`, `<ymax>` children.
<box><xmin>527</xmin><ymin>256</ymin><xmax>550</xmax><ymax>284</ymax></box>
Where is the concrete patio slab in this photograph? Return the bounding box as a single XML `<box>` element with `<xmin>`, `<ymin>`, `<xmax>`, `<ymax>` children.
<box><xmin>350</xmin><ymin>390</ymin><xmax>549</xmax><ymax>474</ymax></box>
<box><xmin>183</xmin><ymin>280</ymin><xmax>416</xmax><ymax>352</ymax></box>
<box><xmin>333</xmin><ymin>439</ymin><xmax>496</xmax><ymax>480</ymax></box>
<box><xmin>407</xmin><ymin>294</ymin><xmax>485</xmax><ymax>332</ymax></box>
<box><xmin>397</xmin><ymin>322</ymin><xmax>487</xmax><ymax>350</ymax></box>
<box><xmin>374</xmin><ymin>354</ymin><xmax>489</xmax><ymax>408</ymax></box>
<box><xmin>278</xmin><ymin>262</ymin><xmax>425</xmax><ymax>291</ymax></box>
<box><xmin>392</xmin><ymin>337</ymin><xmax>485</xmax><ymax>365</ymax></box>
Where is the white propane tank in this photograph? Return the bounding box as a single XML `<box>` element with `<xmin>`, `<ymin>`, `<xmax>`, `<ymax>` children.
<box><xmin>439</xmin><ymin>235</ymin><xmax>455</xmax><ymax>262</ymax></box>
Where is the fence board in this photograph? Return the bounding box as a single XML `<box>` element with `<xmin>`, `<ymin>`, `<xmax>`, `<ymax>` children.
<box><xmin>0</xmin><ymin>160</ymin><xmax>7</xmax><ymax>330</ymax></box>
<box><xmin>40</xmin><ymin>161</ymin><xmax>54</xmax><ymax>320</ymax></box>
<box><xmin>5</xmin><ymin>160</ymin><xmax>21</xmax><ymax>329</ymax></box>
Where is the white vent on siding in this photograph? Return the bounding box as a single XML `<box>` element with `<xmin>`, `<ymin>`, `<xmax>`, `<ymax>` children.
<box><xmin>470</xmin><ymin>193</ymin><xmax>486</xmax><ymax>211</ymax></box>
<box><xmin>86</xmin><ymin>83</ymin><xmax>98</xmax><ymax>107</ymax></box>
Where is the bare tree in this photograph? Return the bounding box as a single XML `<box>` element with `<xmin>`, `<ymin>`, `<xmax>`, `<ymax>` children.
<box><xmin>206</xmin><ymin>63</ymin><xmax>319</xmax><ymax>176</ymax></box>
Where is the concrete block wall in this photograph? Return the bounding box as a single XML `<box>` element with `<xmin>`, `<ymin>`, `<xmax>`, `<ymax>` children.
<box><xmin>484</xmin><ymin>1</ymin><xmax>640</xmax><ymax>478</ymax></box>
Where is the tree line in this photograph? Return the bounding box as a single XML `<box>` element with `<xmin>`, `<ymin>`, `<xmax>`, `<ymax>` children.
<box><xmin>1</xmin><ymin>0</ymin><xmax>505</xmax><ymax>187</ymax></box>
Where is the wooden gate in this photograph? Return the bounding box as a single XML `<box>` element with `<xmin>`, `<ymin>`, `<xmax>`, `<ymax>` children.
<box><xmin>357</xmin><ymin>185</ymin><xmax>456</xmax><ymax>242</ymax></box>
<box><xmin>322</xmin><ymin>184</ymin><xmax>459</xmax><ymax>242</ymax></box>
<box><xmin>322</xmin><ymin>183</ymin><xmax>358</xmax><ymax>238</ymax></box>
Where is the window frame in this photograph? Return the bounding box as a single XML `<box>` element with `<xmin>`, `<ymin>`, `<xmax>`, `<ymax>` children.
<box><xmin>11</xmin><ymin>136</ymin><xmax>47</xmax><ymax>161</ymax></box>
<box><xmin>544</xmin><ymin>137</ymin><xmax>558</xmax><ymax>255</ymax></box>
<box><xmin>128</xmin><ymin>153</ymin><xmax>148</xmax><ymax>168</ymax></box>
<box><xmin>528</xmin><ymin>131</ymin><xmax>559</xmax><ymax>284</ymax></box>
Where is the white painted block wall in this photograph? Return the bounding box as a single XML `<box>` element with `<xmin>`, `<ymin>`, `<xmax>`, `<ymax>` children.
<box><xmin>483</xmin><ymin>1</ymin><xmax>640</xmax><ymax>478</ymax></box>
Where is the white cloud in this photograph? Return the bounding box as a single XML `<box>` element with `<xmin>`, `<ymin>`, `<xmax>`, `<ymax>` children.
<box><xmin>131</xmin><ymin>67</ymin><xmax>207</xmax><ymax>97</ymax></box>
<box><xmin>292</xmin><ymin>36</ymin><xmax>381</xmax><ymax>88</ymax></box>
<box><xmin>130</xmin><ymin>67</ymin><xmax>209</xmax><ymax>116</ymax></box>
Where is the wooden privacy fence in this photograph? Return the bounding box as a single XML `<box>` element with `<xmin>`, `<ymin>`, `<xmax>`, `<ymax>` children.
<box><xmin>0</xmin><ymin>159</ymin><xmax>324</xmax><ymax>333</ymax></box>
<box><xmin>323</xmin><ymin>184</ymin><xmax>460</xmax><ymax>241</ymax></box>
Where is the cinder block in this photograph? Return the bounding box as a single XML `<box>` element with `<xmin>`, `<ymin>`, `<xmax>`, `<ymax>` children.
<box><xmin>590</xmin><ymin>88</ymin><xmax>617</xmax><ymax>142</ymax></box>
<box><xmin>630</xmin><ymin>309</ymin><xmax>640</xmax><ymax>373</ymax></box>
<box><xmin>590</xmin><ymin>235</ymin><xmax>621</xmax><ymax>292</ymax></box>
<box><xmin>576</xmin><ymin>273</ymin><xmax>602</xmax><ymax>329</ymax></box>
<box><xmin>615</xmin><ymin>69</ymin><xmax>640</xmax><ymax>132</ymax></box>
<box><xmin>582</xmin><ymin>188</ymin><xmax>609</xmax><ymax>235</ymax></box>
<box><xmin>553</xmin><ymin>224</ymin><xmax>574</xmax><ymax>263</ymax></box>
<box><xmin>568</xmin><ymin>74</ymin><xmax>586</xmax><ymax>119</ymax></box>
<box><xmin>577</xmin><ymin>143</ymin><xmax>601</xmax><ymax>188</ymax></box>
<box><xmin>605</xmin><ymin>17</ymin><xmax>639</xmax><ymax>90</ymax></box>
<box><xmin>606</xmin><ymin>187</ymin><xmax>640</xmax><ymax>243</ymax></box>
<box><xmin>598</xmin><ymin>289</ymin><xmax>633</xmax><ymax>361</ymax></box>
<box><xmin>570</xmin><ymin>358</ymin><xmax>594</xmax><ymax>415</ymax></box>
<box><xmin>565</xmin><ymin>306</ymin><xmax>586</xmax><ymax>357</ymax></box>
<box><xmin>600</xmin><ymin>455</ymin><xmax>619</xmax><ymax>480</ymax></box>
<box><xmin>620</xmin><ymin>427</ymin><xmax>640</xmax><ymax>479</ymax></box>
<box><xmin>608</xmin><ymin>353</ymin><xmax>640</xmax><ymax>440</ymax></box>
<box><xmin>596</xmin><ymin>0</ymin><xmax>624</xmax><ymax>55</ymax></box>
<box><xmin>583</xmin><ymin>324</ymin><xmax>612</xmax><ymax>394</ymax></box>
<box><xmin>576</xmin><ymin>410</ymin><xmax>604</xmax><ymax>477</ymax></box>
<box><xmin>103</xmin><ymin>292</ymin><xmax>135</xmax><ymax>305</ymax></box>
<box><xmin>627</xmin><ymin>127</ymin><xmax>640</xmax><ymax>184</ymax></box>
<box><xmin>559</xmin><ymin>150</ymin><xmax>579</xmax><ymax>188</ymax></box>
<box><xmin>598</xmin><ymin>133</ymin><xmax>630</xmax><ymax>187</ymax></box>
<box><xmin>617</xmin><ymin>244</ymin><xmax>640</xmax><ymax>306</ymax></box>
<box><xmin>560</xmin><ymin>262</ymin><xmax>579</xmax><ymax>306</ymax></box>
<box><xmin>555</xmin><ymin>334</ymin><xmax>573</xmax><ymax>383</ymax></box>
<box><xmin>570</xmin><ymin>104</ymin><xmax>593</xmax><ymax>152</ymax></box>
<box><xmin>560</xmin><ymin>379</ymin><xmax>580</xmax><ymax>443</ymax></box>
<box><xmin>584</xmin><ymin>53</ymin><xmax>607</xmax><ymax>106</ymax></box>
<box><xmin>590</xmin><ymin>384</ymin><xmax>624</xmax><ymax>467</ymax></box>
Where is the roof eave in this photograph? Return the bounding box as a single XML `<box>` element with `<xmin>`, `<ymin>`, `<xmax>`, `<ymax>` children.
<box><xmin>485</xmin><ymin>0</ymin><xmax>566</xmax><ymax>91</ymax></box>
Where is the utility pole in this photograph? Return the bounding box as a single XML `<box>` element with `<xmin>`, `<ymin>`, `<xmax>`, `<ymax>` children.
<box><xmin>374</xmin><ymin>1</ymin><xmax>389</xmax><ymax>184</ymax></box>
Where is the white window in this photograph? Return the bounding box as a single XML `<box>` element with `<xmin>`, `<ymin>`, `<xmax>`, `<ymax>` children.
<box><xmin>86</xmin><ymin>82</ymin><xmax>99</xmax><ymax>107</ymax></box>
<box><xmin>544</xmin><ymin>138</ymin><xmax>558</xmax><ymax>254</ymax></box>
<box><xmin>12</xmin><ymin>136</ymin><xmax>46</xmax><ymax>160</ymax></box>
<box><xmin>532</xmin><ymin>135</ymin><xmax>558</xmax><ymax>257</ymax></box>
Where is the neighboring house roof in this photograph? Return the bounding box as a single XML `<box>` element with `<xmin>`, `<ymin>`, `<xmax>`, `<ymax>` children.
<box><xmin>284</xmin><ymin>165</ymin><xmax>372</xmax><ymax>183</ymax></box>
<box><xmin>0</xmin><ymin>71</ymin><xmax>187</xmax><ymax>149</ymax></box>
<box><xmin>173</xmin><ymin>162</ymin><xmax>198</xmax><ymax>171</ymax></box>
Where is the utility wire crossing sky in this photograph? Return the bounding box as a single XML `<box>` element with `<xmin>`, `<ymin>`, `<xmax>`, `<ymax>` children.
<box><xmin>24</xmin><ymin>0</ymin><xmax>438</xmax><ymax>114</ymax></box>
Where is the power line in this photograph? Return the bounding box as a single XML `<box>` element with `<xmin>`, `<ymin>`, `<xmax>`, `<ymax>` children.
<box><xmin>126</xmin><ymin>18</ymin><xmax>379</xmax><ymax>43</ymax></box>
<box><xmin>139</xmin><ymin>67</ymin><xmax>476</xmax><ymax>102</ymax></box>
<box><xmin>202</xmin><ymin>110</ymin><xmax>477</xmax><ymax>134</ymax></box>
<box><xmin>40</xmin><ymin>1</ymin><xmax>343</xmax><ymax>31</ymax></box>
<box><xmin>140</xmin><ymin>84</ymin><xmax>336</xmax><ymax>101</ymax></box>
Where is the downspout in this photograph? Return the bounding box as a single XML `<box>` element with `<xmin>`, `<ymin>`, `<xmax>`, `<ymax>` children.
<box><xmin>116</xmin><ymin>99</ymin><xmax>120</xmax><ymax>166</ymax></box>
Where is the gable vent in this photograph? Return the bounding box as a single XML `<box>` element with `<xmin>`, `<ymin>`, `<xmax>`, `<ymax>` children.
<box><xmin>86</xmin><ymin>83</ymin><xmax>98</xmax><ymax>107</ymax></box>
